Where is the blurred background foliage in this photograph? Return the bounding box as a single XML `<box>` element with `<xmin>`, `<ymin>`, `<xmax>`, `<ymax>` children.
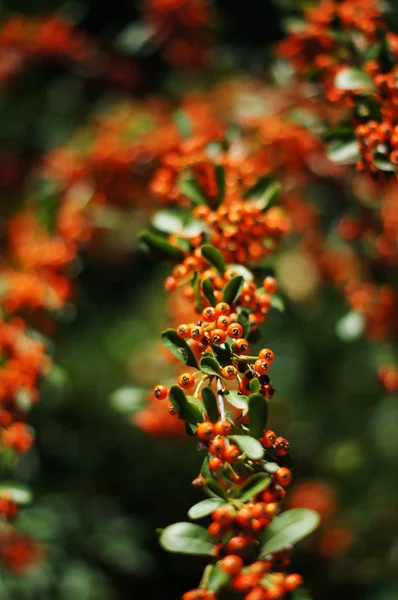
<box><xmin>0</xmin><ymin>1</ymin><xmax>398</xmax><ymax>599</ymax></box>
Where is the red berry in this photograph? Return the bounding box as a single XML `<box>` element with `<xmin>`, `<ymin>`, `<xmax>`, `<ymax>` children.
<box><xmin>274</xmin><ymin>437</ymin><xmax>290</xmax><ymax>456</ymax></box>
<box><xmin>209</xmin><ymin>457</ymin><xmax>224</xmax><ymax>473</ymax></box>
<box><xmin>214</xmin><ymin>420</ymin><xmax>232</xmax><ymax>436</ymax></box>
<box><xmin>258</xmin><ymin>348</ymin><xmax>274</xmax><ymax>363</ymax></box>
<box><xmin>227</xmin><ymin>322</ymin><xmax>243</xmax><ymax>339</ymax></box>
<box><xmin>215</xmin><ymin>302</ymin><xmax>231</xmax><ymax>316</ymax></box>
<box><xmin>212</xmin><ymin>506</ymin><xmax>235</xmax><ymax>525</ymax></box>
<box><xmin>196</xmin><ymin>422</ymin><xmax>215</xmax><ymax>441</ymax></box>
<box><xmin>284</xmin><ymin>573</ymin><xmax>303</xmax><ymax>592</ymax></box>
<box><xmin>219</xmin><ymin>554</ymin><xmax>243</xmax><ymax>575</ymax></box>
<box><xmin>254</xmin><ymin>359</ymin><xmax>269</xmax><ymax>375</ymax></box>
<box><xmin>153</xmin><ymin>384</ymin><xmax>168</xmax><ymax>400</ymax></box>
<box><xmin>223</xmin><ymin>444</ymin><xmax>240</xmax><ymax>464</ymax></box>
<box><xmin>209</xmin><ymin>438</ymin><xmax>226</xmax><ymax>456</ymax></box>
<box><xmin>178</xmin><ymin>373</ymin><xmax>195</xmax><ymax>389</ymax></box>
<box><xmin>275</xmin><ymin>467</ymin><xmax>292</xmax><ymax>487</ymax></box>
<box><xmin>211</xmin><ymin>329</ymin><xmax>227</xmax><ymax>345</ymax></box>
<box><xmin>221</xmin><ymin>365</ymin><xmax>238</xmax><ymax>380</ymax></box>
<box><xmin>259</xmin><ymin>430</ymin><xmax>276</xmax><ymax>447</ymax></box>
<box><xmin>263</xmin><ymin>276</ymin><xmax>278</xmax><ymax>293</ymax></box>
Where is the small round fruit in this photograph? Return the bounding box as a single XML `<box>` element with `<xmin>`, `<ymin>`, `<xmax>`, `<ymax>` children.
<box><xmin>215</xmin><ymin>302</ymin><xmax>231</xmax><ymax>316</ymax></box>
<box><xmin>275</xmin><ymin>467</ymin><xmax>292</xmax><ymax>487</ymax></box>
<box><xmin>259</xmin><ymin>348</ymin><xmax>274</xmax><ymax>363</ymax></box>
<box><xmin>221</xmin><ymin>365</ymin><xmax>238</xmax><ymax>380</ymax></box>
<box><xmin>219</xmin><ymin>554</ymin><xmax>243</xmax><ymax>575</ymax></box>
<box><xmin>227</xmin><ymin>322</ymin><xmax>243</xmax><ymax>339</ymax></box>
<box><xmin>284</xmin><ymin>574</ymin><xmax>303</xmax><ymax>592</ymax></box>
<box><xmin>209</xmin><ymin>457</ymin><xmax>224</xmax><ymax>473</ymax></box>
<box><xmin>260</xmin><ymin>429</ymin><xmax>276</xmax><ymax>447</ymax></box>
<box><xmin>214</xmin><ymin>420</ymin><xmax>232</xmax><ymax>436</ymax></box>
<box><xmin>177</xmin><ymin>323</ymin><xmax>190</xmax><ymax>338</ymax></box>
<box><xmin>235</xmin><ymin>338</ymin><xmax>249</xmax><ymax>354</ymax></box>
<box><xmin>178</xmin><ymin>373</ymin><xmax>195</xmax><ymax>389</ymax></box>
<box><xmin>153</xmin><ymin>384</ymin><xmax>168</xmax><ymax>400</ymax></box>
<box><xmin>196</xmin><ymin>422</ymin><xmax>215</xmax><ymax>441</ymax></box>
<box><xmin>254</xmin><ymin>359</ymin><xmax>269</xmax><ymax>375</ymax></box>
<box><xmin>211</xmin><ymin>329</ymin><xmax>227</xmax><ymax>345</ymax></box>
<box><xmin>209</xmin><ymin>438</ymin><xmax>226</xmax><ymax>456</ymax></box>
<box><xmin>202</xmin><ymin>307</ymin><xmax>217</xmax><ymax>322</ymax></box>
<box><xmin>224</xmin><ymin>444</ymin><xmax>240</xmax><ymax>464</ymax></box>
<box><xmin>263</xmin><ymin>276</ymin><xmax>278</xmax><ymax>293</ymax></box>
<box><xmin>274</xmin><ymin>436</ymin><xmax>290</xmax><ymax>456</ymax></box>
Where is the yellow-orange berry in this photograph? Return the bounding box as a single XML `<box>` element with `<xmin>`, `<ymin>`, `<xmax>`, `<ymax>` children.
<box><xmin>196</xmin><ymin>421</ymin><xmax>215</xmax><ymax>440</ymax></box>
<box><xmin>153</xmin><ymin>384</ymin><xmax>168</xmax><ymax>400</ymax></box>
<box><xmin>178</xmin><ymin>373</ymin><xmax>195</xmax><ymax>389</ymax></box>
<box><xmin>221</xmin><ymin>365</ymin><xmax>238</xmax><ymax>380</ymax></box>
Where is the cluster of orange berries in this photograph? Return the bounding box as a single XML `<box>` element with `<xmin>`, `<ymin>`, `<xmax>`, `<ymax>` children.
<box><xmin>0</xmin><ymin>15</ymin><xmax>98</xmax><ymax>87</ymax></box>
<box><xmin>279</xmin><ymin>0</ymin><xmax>398</xmax><ymax>177</ymax></box>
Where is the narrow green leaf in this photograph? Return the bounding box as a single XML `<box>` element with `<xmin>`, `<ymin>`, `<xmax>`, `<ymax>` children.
<box><xmin>169</xmin><ymin>385</ymin><xmax>204</xmax><ymax>424</ymax></box>
<box><xmin>372</xmin><ymin>156</ymin><xmax>397</xmax><ymax>172</ymax></box>
<box><xmin>188</xmin><ymin>498</ymin><xmax>225</xmax><ymax>520</ymax></box>
<box><xmin>260</xmin><ymin>509</ymin><xmax>321</xmax><ymax>557</ymax></box>
<box><xmin>160</xmin><ymin>522</ymin><xmax>214</xmax><ymax>556</ymax></box>
<box><xmin>222</xmin><ymin>276</ymin><xmax>244</xmax><ymax>305</ymax></box>
<box><xmin>139</xmin><ymin>230</ymin><xmax>184</xmax><ymax>261</ymax></box>
<box><xmin>263</xmin><ymin>462</ymin><xmax>279</xmax><ymax>474</ymax></box>
<box><xmin>178</xmin><ymin>176</ymin><xmax>207</xmax><ymax>206</ymax></box>
<box><xmin>271</xmin><ymin>294</ymin><xmax>285</xmax><ymax>312</ymax></box>
<box><xmin>239</xmin><ymin>473</ymin><xmax>271</xmax><ymax>502</ymax></box>
<box><xmin>201</xmin><ymin>244</ymin><xmax>226</xmax><ymax>274</ymax></box>
<box><xmin>237</xmin><ymin>309</ymin><xmax>251</xmax><ymax>338</ymax></box>
<box><xmin>211</xmin><ymin>343</ymin><xmax>233</xmax><ymax>368</ymax></box>
<box><xmin>335</xmin><ymin>68</ymin><xmax>375</xmax><ymax>91</ymax></box>
<box><xmin>202</xmin><ymin>386</ymin><xmax>219</xmax><ymax>423</ymax></box>
<box><xmin>205</xmin><ymin>479</ymin><xmax>229</xmax><ymax>500</ymax></box>
<box><xmin>327</xmin><ymin>139</ymin><xmax>360</xmax><ymax>164</ymax></box>
<box><xmin>174</xmin><ymin>110</ymin><xmax>192</xmax><ymax>139</ymax></box>
<box><xmin>249</xmin><ymin>378</ymin><xmax>260</xmax><ymax>393</ymax></box>
<box><xmin>202</xmin><ymin>278</ymin><xmax>217</xmax><ymax>306</ymax></box>
<box><xmin>244</xmin><ymin>174</ymin><xmax>275</xmax><ymax>199</ymax></box>
<box><xmin>249</xmin><ymin>393</ymin><xmax>268</xmax><ymax>439</ymax></box>
<box><xmin>0</xmin><ymin>482</ymin><xmax>32</xmax><ymax>505</ymax></box>
<box><xmin>208</xmin><ymin>564</ymin><xmax>230</xmax><ymax>592</ymax></box>
<box><xmin>161</xmin><ymin>329</ymin><xmax>198</xmax><ymax>368</ymax></box>
<box><xmin>200</xmin><ymin>355</ymin><xmax>222</xmax><ymax>377</ymax></box>
<box><xmin>229</xmin><ymin>435</ymin><xmax>264</xmax><ymax>460</ymax></box>
<box><xmin>152</xmin><ymin>209</ymin><xmax>183</xmax><ymax>233</ymax></box>
<box><xmin>191</xmin><ymin>271</ymin><xmax>203</xmax><ymax>312</ymax></box>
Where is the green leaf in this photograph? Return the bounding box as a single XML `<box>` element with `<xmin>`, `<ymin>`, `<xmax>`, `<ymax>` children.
<box><xmin>169</xmin><ymin>385</ymin><xmax>204</xmax><ymax>424</ymax></box>
<box><xmin>271</xmin><ymin>294</ymin><xmax>285</xmax><ymax>312</ymax></box>
<box><xmin>322</xmin><ymin>126</ymin><xmax>355</xmax><ymax>142</ymax></box>
<box><xmin>188</xmin><ymin>498</ymin><xmax>225</xmax><ymax>520</ymax></box>
<box><xmin>327</xmin><ymin>140</ymin><xmax>360</xmax><ymax>164</ymax></box>
<box><xmin>202</xmin><ymin>386</ymin><xmax>219</xmax><ymax>423</ymax></box>
<box><xmin>226</xmin><ymin>264</ymin><xmax>253</xmax><ymax>280</ymax></box>
<box><xmin>372</xmin><ymin>156</ymin><xmax>397</xmax><ymax>172</ymax></box>
<box><xmin>178</xmin><ymin>176</ymin><xmax>207</xmax><ymax>206</ymax></box>
<box><xmin>263</xmin><ymin>462</ymin><xmax>280</xmax><ymax>474</ymax></box>
<box><xmin>215</xmin><ymin>165</ymin><xmax>226</xmax><ymax>204</ymax></box>
<box><xmin>237</xmin><ymin>309</ymin><xmax>251</xmax><ymax>338</ymax></box>
<box><xmin>208</xmin><ymin>564</ymin><xmax>230</xmax><ymax>592</ymax></box>
<box><xmin>161</xmin><ymin>329</ymin><xmax>198</xmax><ymax>368</ymax></box>
<box><xmin>204</xmin><ymin>479</ymin><xmax>229</xmax><ymax>500</ymax></box>
<box><xmin>152</xmin><ymin>209</ymin><xmax>183</xmax><ymax>233</ymax></box>
<box><xmin>201</xmin><ymin>244</ymin><xmax>226</xmax><ymax>274</ymax></box>
<box><xmin>0</xmin><ymin>482</ymin><xmax>32</xmax><ymax>505</ymax></box>
<box><xmin>238</xmin><ymin>473</ymin><xmax>271</xmax><ymax>502</ymax></box>
<box><xmin>225</xmin><ymin>391</ymin><xmax>249</xmax><ymax>414</ymax></box>
<box><xmin>222</xmin><ymin>276</ymin><xmax>244</xmax><ymax>305</ymax></box>
<box><xmin>191</xmin><ymin>271</ymin><xmax>203</xmax><ymax>312</ymax></box>
<box><xmin>229</xmin><ymin>435</ymin><xmax>264</xmax><ymax>460</ymax></box>
<box><xmin>260</xmin><ymin>509</ymin><xmax>321</xmax><ymax>557</ymax></box>
<box><xmin>110</xmin><ymin>386</ymin><xmax>146</xmax><ymax>413</ymax></box>
<box><xmin>291</xmin><ymin>590</ymin><xmax>313</xmax><ymax>600</ymax></box>
<box><xmin>139</xmin><ymin>231</ymin><xmax>184</xmax><ymax>261</ymax></box>
<box><xmin>258</xmin><ymin>181</ymin><xmax>281</xmax><ymax>210</ymax></box>
<box><xmin>249</xmin><ymin>378</ymin><xmax>260</xmax><ymax>393</ymax></box>
<box><xmin>244</xmin><ymin>175</ymin><xmax>275</xmax><ymax>199</ymax></box>
<box><xmin>202</xmin><ymin>278</ymin><xmax>217</xmax><ymax>306</ymax></box>
<box><xmin>249</xmin><ymin>393</ymin><xmax>268</xmax><ymax>439</ymax></box>
<box><xmin>211</xmin><ymin>343</ymin><xmax>233</xmax><ymax>368</ymax></box>
<box><xmin>200</xmin><ymin>455</ymin><xmax>212</xmax><ymax>479</ymax></box>
<box><xmin>174</xmin><ymin>110</ymin><xmax>193</xmax><ymax>139</ymax></box>
<box><xmin>160</xmin><ymin>522</ymin><xmax>214</xmax><ymax>556</ymax></box>
<box><xmin>200</xmin><ymin>355</ymin><xmax>222</xmax><ymax>377</ymax></box>
<box><xmin>335</xmin><ymin>68</ymin><xmax>375</xmax><ymax>92</ymax></box>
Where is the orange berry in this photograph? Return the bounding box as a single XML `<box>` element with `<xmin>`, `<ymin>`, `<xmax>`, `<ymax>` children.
<box><xmin>254</xmin><ymin>359</ymin><xmax>269</xmax><ymax>375</ymax></box>
<box><xmin>275</xmin><ymin>467</ymin><xmax>292</xmax><ymax>487</ymax></box>
<box><xmin>284</xmin><ymin>573</ymin><xmax>303</xmax><ymax>592</ymax></box>
<box><xmin>211</xmin><ymin>329</ymin><xmax>227</xmax><ymax>345</ymax></box>
<box><xmin>263</xmin><ymin>276</ymin><xmax>278</xmax><ymax>293</ymax></box>
<box><xmin>209</xmin><ymin>438</ymin><xmax>226</xmax><ymax>456</ymax></box>
<box><xmin>221</xmin><ymin>365</ymin><xmax>238</xmax><ymax>380</ymax></box>
<box><xmin>153</xmin><ymin>384</ymin><xmax>168</xmax><ymax>400</ymax></box>
<box><xmin>258</xmin><ymin>348</ymin><xmax>274</xmax><ymax>363</ymax></box>
<box><xmin>274</xmin><ymin>436</ymin><xmax>290</xmax><ymax>456</ymax></box>
<box><xmin>227</xmin><ymin>322</ymin><xmax>243</xmax><ymax>339</ymax></box>
<box><xmin>202</xmin><ymin>307</ymin><xmax>217</xmax><ymax>322</ymax></box>
<box><xmin>223</xmin><ymin>444</ymin><xmax>240</xmax><ymax>463</ymax></box>
<box><xmin>216</xmin><ymin>315</ymin><xmax>230</xmax><ymax>330</ymax></box>
<box><xmin>227</xmin><ymin>536</ymin><xmax>251</xmax><ymax>556</ymax></box>
<box><xmin>214</xmin><ymin>420</ymin><xmax>232</xmax><ymax>436</ymax></box>
<box><xmin>190</xmin><ymin>325</ymin><xmax>205</xmax><ymax>341</ymax></box>
<box><xmin>260</xmin><ymin>430</ymin><xmax>276</xmax><ymax>447</ymax></box>
<box><xmin>164</xmin><ymin>276</ymin><xmax>177</xmax><ymax>291</ymax></box>
<box><xmin>215</xmin><ymin>302</ymin><xmax>231</xmax><ymax>316</ymax></box>
<box><xmin>196</xmin><ymin>422</ymin><xmax>215</xmax><ymax>440</ymax></box>
<box><xmin>219</xmin><ymin>554</ymin><xmax>243</xmax><ymax>575</ymax></box>
<box><xmin>177</xmin><ymin>324</ymin><xmax>190</xmax><ymax>338</ymax></box>
<box><xmin>236</xmin><ymin>507</ymin><xmax>253</xmax><ymax>529</ymax></box>
<box><xmin>235</xmin><ymin>338</ymin><xmax>249</xmax><ymax>354</ymax></box>
<box><xmin>208</xmin><ymin>521</ymin><xmax>225</xmax><ymax>539</ymax></box>
<box><xmin>209</xmin><ymin>457</ymin><xmax>224</xmax><ymax>473</ymax></box>
<box><xmin>178</xmin><ymin>373</ymin><xmax>195</xmax><ymax>389</ymax></box>
<box><xmin>231</xmin><ymin>572</ymin><xmax>258</xmax><ymax>593</ymax></box>
<box><xmin>245</xmin><ymin>586</ymin><xmax>267</xmax><ymax>600</ymax></box>
<box><xmin>212</xmin><ymin>505</ymin><xmax>235</xmax><ymax>525</ymax></box>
